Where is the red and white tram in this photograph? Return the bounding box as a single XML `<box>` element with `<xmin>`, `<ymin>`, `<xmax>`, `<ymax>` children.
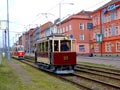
<box><xmin>35</xmin><ymin>34</ymin><xmax>76</xmax><ymax>74</ymax></box>
<box><xmin>11</xmin><ymin>45</ymin><xmax>25</xmax><ymax>60</ymax></box>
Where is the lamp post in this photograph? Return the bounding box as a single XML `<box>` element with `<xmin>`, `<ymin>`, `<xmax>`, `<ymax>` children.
<box><xmin>0</xmin><ymin>20</ymin><xmax>7</xmax><ymax>58</ymax></box>
<box><xmin>7</xmin><ymin>0</ymin><xmax>10</xmax><ymax>61</ymax></box>
<box><xmin>58</xmin><ymin>2</ymin><xmax>74</xmax><ymax>33</ymax></box>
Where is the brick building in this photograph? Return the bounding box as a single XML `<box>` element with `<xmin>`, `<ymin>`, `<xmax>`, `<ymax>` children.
<box><xmin>57</xmin><ymin>11</ymin><xmax>92</xmax><ymax>55</ymax></box>
<box><xmin>92</xmin><ymin>0</ymin><xmax>120</xmax><ymax>56</ymax></box>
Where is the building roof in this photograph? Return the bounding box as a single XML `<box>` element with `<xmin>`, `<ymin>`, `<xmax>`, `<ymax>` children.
<box><xmin>40</xmin><ymin>21</ymin><xmax>53</xmax><ymax>32</ymax></box>
<box><xmin>76</xmin><ymin>10</ymin><xmax>92</xmax><ymax>15</ymax></box>
<box><xmin>94</xmin><ymin>0</ymin><xmax>120</xmax><ymax>12</ymax></box>
<box><xmin>29</xmin><ymin>28</ymin><xmax>36</xmax><ymax>36</ymax></box>
<box><xmin>58</xmin><ymin>10</ymin><xmax>92</xmax><ymax>24</ymax></box>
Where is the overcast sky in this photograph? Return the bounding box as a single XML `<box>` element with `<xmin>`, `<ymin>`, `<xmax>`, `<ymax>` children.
<box><xmin>0</xmin><ymin>0</ymin><xmax>111</xmax><ymax>46</ymax></box>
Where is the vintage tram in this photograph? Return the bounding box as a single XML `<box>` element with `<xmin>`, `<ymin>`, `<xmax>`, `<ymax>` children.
<box><xmin>35</xmin><ymin>34</ymin><xmax>76</xmax><ymax>74</ymax></box>
<box><xmin>11</xmin><ymin>44</ymin><xmax>25</xmax><ymax>60</ymax></box>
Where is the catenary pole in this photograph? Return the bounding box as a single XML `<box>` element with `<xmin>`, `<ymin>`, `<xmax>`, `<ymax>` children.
<box><xmin>7</xmin><ymin>0</ymin><xmax>10</xmax><ymax>61</ymax></box>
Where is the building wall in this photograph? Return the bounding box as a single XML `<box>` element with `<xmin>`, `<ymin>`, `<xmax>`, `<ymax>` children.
<box><xmin>92</xmin><ymin>1</ymin><xmax>120</xmax><ymax>56</ymax></box>
<box><xmin>57</xmin><ymin>13</ymin><xmax>92</xmax><ymax>55</ymax></box>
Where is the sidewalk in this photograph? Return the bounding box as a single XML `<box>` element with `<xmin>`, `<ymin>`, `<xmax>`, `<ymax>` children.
<box><xmin>77</xmin><ymin>56</ymin><xmax>120</xmax><ymax>61</ymax></box>
<box><xmin>77</xmin><ymin>56</ymin><xmax>120</xmax><ymax>68</ymax></box>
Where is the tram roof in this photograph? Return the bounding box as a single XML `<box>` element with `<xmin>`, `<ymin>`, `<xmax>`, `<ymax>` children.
<box><xmin>36</xmin><ymin>34</ymin><xmax>72</xmax><ymax>43</ymax></box>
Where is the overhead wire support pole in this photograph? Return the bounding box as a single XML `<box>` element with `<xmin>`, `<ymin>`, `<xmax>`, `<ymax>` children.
<box><xmin>5</xmin><ymin>29</ymin><xmax>7</xmax><ymax>58</ymax></box>
<box><xmin>7</xmin><ymin>0</ymin><xmax>10</xmax><ymax>61</ymax></box>
<box><xmin>37</xmin><ymin>13</ymin><xmax>55</xmax><ymax>35</ymax></box>
<box><xmin>59</xmin><ymin>3</ymin><xmax>61</xmax><ymax>34</ymax></box>
<box><xmin>59</xmin><ymin>2</ymin><xmax>74</xmax><ymax>34</ymax></box>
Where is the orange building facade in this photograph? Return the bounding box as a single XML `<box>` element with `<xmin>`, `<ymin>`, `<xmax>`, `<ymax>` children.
<box><xmin>92</xmin><ymin>0</ymin><xmax>120</xmax><ymax>56</ymax></box>
<box><xmin>57</xmin><ymin>11</ymin><xmax>92</xmax><ymax>55</ymax></box>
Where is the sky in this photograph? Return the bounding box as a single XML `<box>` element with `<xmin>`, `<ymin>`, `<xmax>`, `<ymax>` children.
<box><xmin>0</xmin><ymin>0</ymin><xmax>111</xmax><ymax>47</ymax></box>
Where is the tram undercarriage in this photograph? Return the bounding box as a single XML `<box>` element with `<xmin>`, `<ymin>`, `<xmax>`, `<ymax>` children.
<box><xmin>36</xmin><ymin>62</ymin><xmax>75</xmax><ymax>74</ymax></box>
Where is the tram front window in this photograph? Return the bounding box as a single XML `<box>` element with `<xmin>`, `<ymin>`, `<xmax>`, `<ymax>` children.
<box><xmin>17</xmin><ymin>47</ymin><xmax>24</xmax><ymax>51</ymax></box>
<box><xmin>61</xmin><ymin>41</ymin><xmax>70</xmax><ymax>51</ymax></box>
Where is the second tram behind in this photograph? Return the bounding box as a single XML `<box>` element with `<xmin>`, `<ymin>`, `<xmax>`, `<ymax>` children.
<box><xmin>35</xmin><ymin>34</ymin><xmax>76</xmax><ymax>74</ymax></box>
<box><xmin>11</xmin><ymin>45</ymin><xmax>25</xmax><ymax>60</ymax></box>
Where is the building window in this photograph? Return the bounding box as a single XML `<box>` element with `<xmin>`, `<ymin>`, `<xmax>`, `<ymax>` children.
<box><xmin>108</xmin><ymin>14</ymin><xmax>111</xmax><ymax>22</ymax></box>
<box><xmin>79</xmin><ymin>45</ymin><xmax>85</xmax><ymax>52</ymax></box>
<box><xmin>69</xmin><ymin>24</ymin><xmax>72</xmax><ymax>31</ymax></box>
<box><xmin>80</xmin><ymin>23</ymin><xmax>84</xmax><ymax>30</ymax></box>
<box><xmin>60</xmin><ymin>28</ymin><xmax>62</xmax><ymax>33</ymax></box>
<box><xmin>80</xmin><ymin>34</ymin><xmax>84</xmax><ymax>40</ymax></box>
<box><xmin>66</xmin><ymin>26</ymin><xmax>68</xmax><ymax>32</ymax></box>
<box><xmin>116</xmin><ymin>42</ymin><xmax>120</xmax><ymax>52</ymax></box>
<box><xmin>115</xmin><ymin>10</ymin><xmax>118</xmax><ymax>20</ymax></box>
<box><xmin>105</xmin><ymin>42</ymin><xmax>112</xmax><ymax>52</ymax></box>
<box><xmin>111</xmin><ymin>11</ymin><xmax>114</xmax><ymax>20</ymax></box>
<box><xmin>94</xmin><ymin>44</ymin><xmax>100</xmax><ymax>52</ymax></box>
<box><xmin>111</xmin><ymin>24</ymin><xmax>115</xmax><ymax>35</ymax></box>
<box><xmin>115</xmin><ymin>26</ymin><xmax>118</xmax><ymax>35</ymax></box>
<box><xmin>93</xmin><ymin>18</ymin><xmax>96</xmax><ymax>26</ymax></box>
<box><xmin>108</xmin><ymin>28</ymin><xmax>111</xmax><ymax>37</ymax></box>
<box><xmin>104</xmin><ymin>29</ymin><xmax>107</xmax><ymax>37</ymax></box>
<box><xmin>63</xmin><ymin>27</ymin><xmax>65</xmax><ymax>33</ymax></box>
<box><xmin>58</xmin><ymin>29</ymin><xmax>60</xmax><ymax>33</ymax></box>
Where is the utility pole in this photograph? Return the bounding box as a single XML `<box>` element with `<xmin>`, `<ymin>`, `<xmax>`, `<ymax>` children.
<box><xmin>7</xmin><ymin>0</ymin><xmax>10</xmax><ymax>61</ymax></box>
<box><xmin>5</xmin><ymin>29</ymin><xmax>7</xmax><ymax>57</ymax></box>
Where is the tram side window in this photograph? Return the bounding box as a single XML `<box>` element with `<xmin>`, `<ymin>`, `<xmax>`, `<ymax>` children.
<box><xmin>44</xmin><ymin>42</ymin><xmax>48</xmax><ymax>52</ymax></box>
<box><xmin>41</xmin><ymin>43</ymin><xmax>44</xmax><ymax>52</ymax></box>
<box><xmin>54</xmin><ymin>40</ymin><xmax>58</xmax><ymax>51</ymax></box>
<box><xmin>37</xmin><ymin>43</ymin><xmax>41</xmax><ymax>52</ymax></box>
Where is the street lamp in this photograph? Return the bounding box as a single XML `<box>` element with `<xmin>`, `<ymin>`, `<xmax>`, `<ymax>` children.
<box><xmin>59</xmin><ymin>2</ymin><xmax>74</xmax><ymax>33</ymax></box>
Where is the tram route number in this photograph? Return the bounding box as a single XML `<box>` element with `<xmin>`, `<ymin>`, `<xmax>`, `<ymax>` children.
<box><xmin>64</xmin><ymin>56</ymin><xmax>68</xmax><ymax>60</ymax></box>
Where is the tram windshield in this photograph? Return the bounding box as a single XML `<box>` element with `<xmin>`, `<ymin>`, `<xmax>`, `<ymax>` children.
<box><xmin>17</xmin><ymin>46</ymin><xmax>24</xmax><ymax>51</ymax></box>
<box><xmin>60</xmin><ymin>40</ymin><xmax>70</xmax><ymax>51</ymax></box>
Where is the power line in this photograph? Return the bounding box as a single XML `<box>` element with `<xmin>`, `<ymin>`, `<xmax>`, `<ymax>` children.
<box><xmin>32</xmin><ymin>0</ymin><xmax>65</xmax><ymax>23</ymax></box>
<box><xmin>85</xmin><ymin>0</ymin><xmax>110</xmax><ymax>11</ymax></box>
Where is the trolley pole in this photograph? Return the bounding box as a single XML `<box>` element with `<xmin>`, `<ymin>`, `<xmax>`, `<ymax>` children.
<box><xmin>7</xmin><ymin>0</ymin><xmax>10</xmax><ymax>61</ymax></box>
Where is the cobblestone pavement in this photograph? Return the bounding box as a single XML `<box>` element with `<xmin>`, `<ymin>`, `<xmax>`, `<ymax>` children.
<box><xmin>77</xmin><ymin>56</ymin><xmax>120</xmax><ymax>68</ymax></box>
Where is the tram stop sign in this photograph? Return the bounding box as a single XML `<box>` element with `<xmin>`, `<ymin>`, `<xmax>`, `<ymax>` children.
<box><xmin>96</xmin><ymin>34</ymin><xmax>102</xmax><ymax>43</ymax></box>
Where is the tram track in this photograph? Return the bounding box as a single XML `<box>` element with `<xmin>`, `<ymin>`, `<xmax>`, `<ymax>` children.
<box><xmin>73</xmin><ymin>73</ymin><xmax>120</xmax><ymax>90</ymax></box>
<box><xmin>77</xmin><ymin>64</ymin><xmax>120</xmax><ymax>73</ymax></box>
<box><xmin>76</xmin><ymin>68</ymin><xmax>120</xmax><ymax>81</ymax></box>
<box><xmin>22</xmin><ymin>56</ymin><xmax>120</xmax><ymax>89</ymax></box>
<box><xmin>76</xmin><ymin>64</ymin><xmax>120</xmax><ymax>78</ymax></box>
<box><xmin>19</xmin><ymin>58</ymin><xmax>92</xmax><ymax>90</ymax></box>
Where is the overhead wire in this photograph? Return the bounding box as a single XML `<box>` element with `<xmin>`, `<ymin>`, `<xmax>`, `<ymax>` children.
<box><xmin>85</xmin><ymin>0</ymin><xmax>110</xmax><ymax>11</ymax></box>
<box><xmin>31</xmin><ymin>0</ymin><xmax>65</xmax><ymax>23</ymax></box>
